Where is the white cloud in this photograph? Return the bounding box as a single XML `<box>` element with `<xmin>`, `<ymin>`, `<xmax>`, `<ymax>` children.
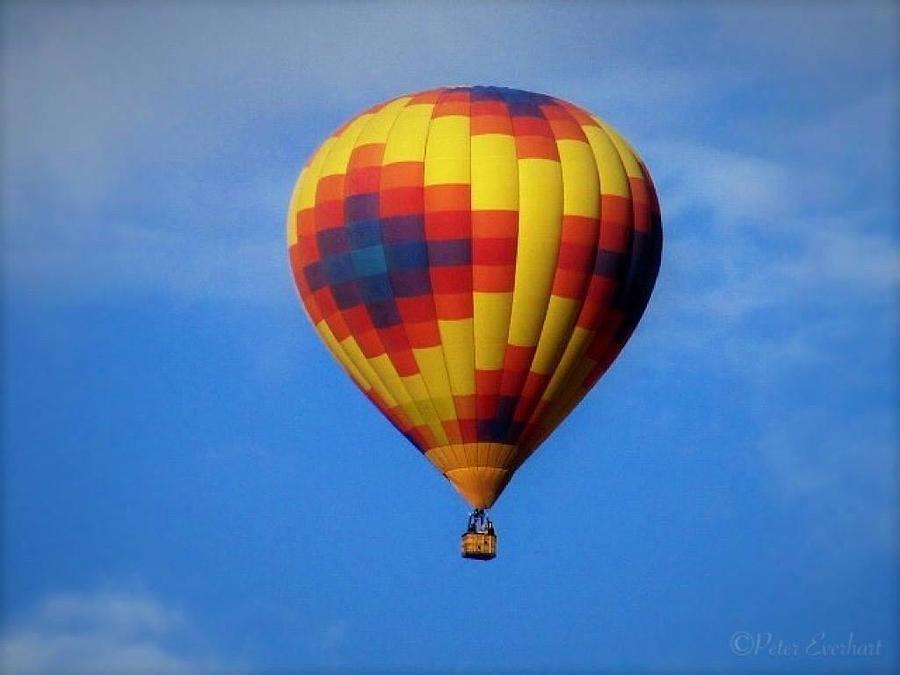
<box><xmin>0</xmin><ymin>3</ymin><xmax>727</xmax><ymax>306</ymax></box>
<box><xmin>664</xmin><ymin>215</ymin><xmax>899</xmax><ymax>323</ymax></box>
<box><xmin>4</xmin><ymin>215</ymin><xmax>289</xmax><ymax>306</ymax></box>
<box><xmin>320</xmin><ymin>620</ymin><xmax>349</xmax><ymax>652</ymax></box>
<box><xmin>709</xmin><ymin>2</ymin><xmax>898</xmax><ymax>75</ymax></box>
<box><xmin>759</xmin><ymin>411</ymin><xmax>898</xmax><ymax>559</ymax></box>
<box><xmin>649</xmin><ymin>140</ymin><xmax>796</xmax><ymax>227</ymax></box>
<box><xmin>788</xmin><ymin>224</ymin><xmax>900</xmax><ymax>289</ymax></box>
<box><xmin>634</xmin><ymin>75</ymin><xmax>899</xmax><ymax>566</ymax></box>
<box><xmin>0</xmin><ymin>588</ymin><xmax>223</xmax><ymax>675</ymax></box>
<box><xmin>0</xmin><ymin>2</ymin><xmax>646</xmax><ymax>204</ymax></box>
<box><xmin>0</xmin><ymin>2</ymin><xmax>896</xmax><ymax>319</ymax></box>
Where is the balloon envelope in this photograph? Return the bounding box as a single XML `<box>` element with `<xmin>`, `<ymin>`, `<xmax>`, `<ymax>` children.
<box><xmin>287</xmin><ymin>86</ymin><xmax>661</xmax><ymax>508</ymax></box>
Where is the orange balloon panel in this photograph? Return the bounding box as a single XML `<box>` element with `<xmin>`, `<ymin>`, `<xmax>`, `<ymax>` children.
<box><xmin>287</xmin><ymin>87</ymin><xmax>661</xmax><ymax>508</ymax></box>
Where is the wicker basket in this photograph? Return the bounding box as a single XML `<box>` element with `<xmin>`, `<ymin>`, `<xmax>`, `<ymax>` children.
<box><xmin>461</xmin><ymin>531</ymin><xmax>497</xmax><ymax>560</ymax></box>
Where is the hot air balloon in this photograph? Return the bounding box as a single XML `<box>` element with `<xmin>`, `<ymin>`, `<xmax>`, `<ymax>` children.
<box><xmin>287</xmin><ymin>86</ymin><xmax>661</xmax><ymax>560</ymax></box>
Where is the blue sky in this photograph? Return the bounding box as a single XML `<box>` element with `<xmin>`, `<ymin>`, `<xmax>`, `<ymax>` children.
<box><xmin>1</xmin><ymin>2</ymin><xmax>897</xmax><ymax>673</ymax></box>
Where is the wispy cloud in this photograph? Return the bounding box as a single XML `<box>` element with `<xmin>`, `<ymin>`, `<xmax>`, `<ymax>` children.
<box><xmin>634</xmin><ymin>74</ymin><xmax>899</xmax><ymax>564</ymax></box>
<box><xmin>2</xmin><ymin>2</ymin><xmax>895</xmax><ymax>311</ymax></box>
<box><xmin>759</xmin><ymin>411</ymin><xmax>898</xmax><ymax>560</ymax></box>
<box><xmin>650</xmin><ymin>141</ymin><xmax>798</xmax><ymax>227</ymax></box>
<box><xmin>4</xmin><ymin>216</ymin><xmax>288</xmax><ymax>306</ymax></box>
<box><xmin>0</xmin><ymin>587</ymin><xmax>224</xmax><ymax>674</ymax></box>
